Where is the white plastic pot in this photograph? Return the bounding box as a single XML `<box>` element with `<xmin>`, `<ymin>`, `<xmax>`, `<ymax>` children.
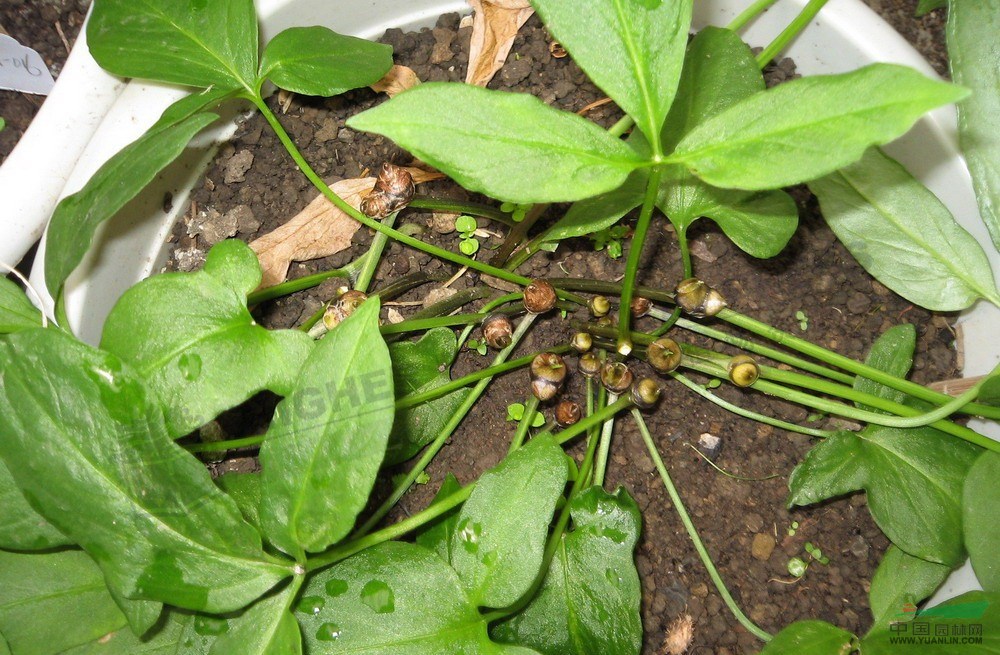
<box><xmin>0</xmin><ymin>0</ymin><xmax>995</xmax><ymax>603</ymax></box>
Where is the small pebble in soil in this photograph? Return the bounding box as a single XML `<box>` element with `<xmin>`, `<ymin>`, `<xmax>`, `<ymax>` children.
<box><xmin>696</xmin><ymin>432</ymin><xmax>722</xmax><ymax>461</ymax></box>
<box><xmin>751</xmin><ymin>532</ymin><xmax>777</xmax><ymax>561</ymax></box>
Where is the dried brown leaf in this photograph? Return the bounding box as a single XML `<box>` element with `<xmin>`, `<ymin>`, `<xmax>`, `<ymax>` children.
<box><xmin>466</xmin><ymin>0</ymin><xmax>534</xmax><ymax>87</ymax></box>
<box><xmin>370</xmin><ymin>65</ymin><xmax>421</xmax><ymax>98</ymax></box>
<box><xmin>250</xmin><ymin>168</ymin><xmax>442</xmax><ymax>288</ymax></box>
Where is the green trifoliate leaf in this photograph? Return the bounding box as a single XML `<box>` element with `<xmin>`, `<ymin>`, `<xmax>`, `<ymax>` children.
<box><xmin>449</xmin><ymin>433</ymin><xmax>569</xmax><ymax>608</ymax></box>
<box><xmin>964</xmin><ymin>450</ymin><xmax>1000</xmax><ymax>592</ymax></box>
<box><xmin>0</xmin><ymin>550</ymin><xmax>128</xmax><ymax>655</ymax></box>
<box><xmin>87</xmin><ymin>0</ymin><xmax>258</xmax><ymax>90</ymax></box>
<box><xmin>347</xmin><ymin>83</ymin><xmax>645</xmax><ymax>204</ymax></box>
<box><xmin>492</xmin><ymin>486</ymin><xmax>642</xmax><ymax>655</ymax></box>
<box><xmin>530</xmin><ymin>0</ymin><xmax>692</xmax><ymax>145</ymax></box>
<box><xmin>949</xmin><ymin>0</ymin><xmax>1000</xmax><ymax>251</ymax></box>
<box><xmin>0</xmin><ymin>277</ymin><xmax>42</xmax><ymax>333</ymax></box>
<box><xmin>45</xmin><ymin>89</ymin><xmax>229</xmax><ymax>299</ymax></box>
<box><xmin>259</xmin><ymin>26</ymin><xmax>392</xmax><ymax>97</ymax></box>
<box><xmin>300</xmin><ymin>542</ymin><xmax>539</xmax><ymax>655</ymax></box>
<box><xmin>0</xmin><ymin>459</ymin><xmax>72</xmax><ymax>550</ymax></box>
<box><xmin>259</xmin><ymin>298</ymin><xmax>395</xmax><ymax>558</ymax></box>
<box><xmin>209</xmin><ymin>583</ymin><xmax>302</xmax><ymax>655</ymax></box>
<box><xmin>868</xmin><ymin>545</ymin><xmax>951</xmax><ymax>631</ymax></box>
<box><xmin>853</xmin><ymin>323</ymin><xmax>917</xmax><ymax>412</ymax></box>
<box><xmin>0</xmin><ymin>329</ymin><xmax>291</xmax><ymax>613</ymax></box>
<box><xmin>862</xmin><ymin>591</ymin><xmax>1000</xmax><ymax>654</ymax></box>
<box><xmin>788</xmin><ymin>425</ymin><xmax>979</xmax><ymax>566</ymax></box>
<box><xmin>811</xmin><ymin>147</ymin><xmax>1000</xmax><ymax>310</ymax></box>
<box><xmin>101</xmin><ymin>240</ymin><xmax>313</xmax><ymax>438</ymax></box>
<box><xmin>671</xmin><ymin>64</ymin><xmax>969</xmax><ymax>190</ymax></box>
<box><xmin>387</xmin><ymin>328</ymin><xmax>469</xmax><ymax>465</ymax></box>
<box><xmin>759</xmin><ymin>621</ymin><xmax>857</xmax><ymax>654</ymax></box>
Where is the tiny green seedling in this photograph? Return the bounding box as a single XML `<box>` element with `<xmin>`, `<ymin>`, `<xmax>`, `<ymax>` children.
<box><xmin>455</xmin><ymin>214</ymin><xmax>480</xmax><ymax>255</ymax></box>
<box><xmin>507</xmin><ymin>402</ymin><xmax>546</xmax><ymax>428</ymax></box>
<box><xmin>804</xmin><ymin>541</ymin><xmax>830</xmax><ymax>565</ymax></box>
<box><xmin>500</xmin><ymin>201</ymin><xmax>531</xmax><ymax>223</ymax></box>
<box><xmin>787</xmin><ymin>556</ymin><xmax>808</xmax><ymax>578</ymax></box>
<box><xmin>787</xmin><ymin>520</ymin><xmax>800</xmax><ymax>537</ymax></box>
<box><xmin>466</xmin><ymin>337</ymin><xmax>488</xmax><ymax>356</ymax></box>
<box><xmin>591</xmin><ymin>225</ymin><xmax>630</xmax><ymax>259</ymax></box>
<box><xmin>795</xmin><ymin>309</ymin><xmax>809</xmax><ymax>331</ymax></box>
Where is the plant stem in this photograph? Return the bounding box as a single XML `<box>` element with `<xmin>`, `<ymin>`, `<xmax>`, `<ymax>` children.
<box><xmin>307</xmin><ymin>484</ymin><xmax>473</xmax><ymax>573</ymax></box>
<box><xmin>409</xmin><ymin>195</ymin><xmax>513</xmax><ymax>224</ymax></box>
<box><xmin>672</xmin><ymin>372</ymin><xmax>834</xmax><ymax>438</ymax></box>
<box><xmin>509</xmin><ymin>396</ymin><xmax>540</xmax><ymax>453</ymax></box>
<box><xmin>727</xmin><ymin>0</ymin><xmax>781</xmax><ymax>31</ymax></box>
<box><xmin>607</xmin><ymin>115</ymin><xmax>635</xmax><ymax>138</ymax></box>
<box><xmin>617</xmin><ymin>167</ymin><xmax>664</xmax><ymax>354</ymax></box>
<box><xmin>247</xmin><ymin>268</ymin><xmax>351</xmax><ymax>306</ymax></box>
<box><xmin>719</xmin><ymin>309</ymin><xmax>1000</xmax><ymax>420</ymax></box>
<box><xmin>249</xmin><ymin>96</ymin><xmax>533</xmax><ymax>288</ymax></box>
<box><xmin>549</xmin><ymin>395</ymin><xmax>634</xmax><ymax>447</ymax></box>
<box><xmin>185</xmin><ymin>434</ymin><xmax>265</xmax><ymax>453</ymax></box>
<box><xmin>677</xmin><ymin>224</ymin><xmax>693</xmax><ymax>279</ymax></box>
<box><xmin>380</xmin><ymin>312</ymin><xmax>487</xmax><ymax>336</ymax></box>
<box><xmin>631</xmin><ymin>409</ymin><xmax>772</xmax><ymax>642</ymax></box>
<box><xmin>354</xmin><ymin>314</ymin><xmax>538</xmax><ymax>537</ymax></box>
<box><xmin>354</xmin><ymin>212</ymin><xmax>397</xmax><ymax>293</ymax></box>
<box><xmin>755</xmin><ymin>0</ymin><xmax>831</xmax><ymax>68</ymax></box>
<box><xmin>491</xmin><ymin>203</ymin><xmax>549</xmax><ymax>267</ymax></box>
<box><xmin>593</xmin><ymin>392</ymin><xmax>619</xmax><ymax>487</ymax></box>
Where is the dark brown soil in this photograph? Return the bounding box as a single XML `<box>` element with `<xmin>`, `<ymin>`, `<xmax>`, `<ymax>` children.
<box><xmin>1</xmin><ymin>3</ymin><xmax>959</xmax><ymax>654</ymax></box>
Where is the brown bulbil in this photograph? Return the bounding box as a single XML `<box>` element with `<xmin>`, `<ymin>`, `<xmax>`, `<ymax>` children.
<box><xmin>523</xmin><ymin>279</ymin><xmax>557</xmax><ymax>314</ymax></box>
<box><xmin>323</xmin><ymin>289</ymin><xmax>368</xmax><ymax>330</ymax></box>
<box><xmin>675</xmin><ymin>277</ymin><xmax>726</xmax><ymax>318</ymax></box>
<box><xmin>482</xmin><ymin>314</ymin><xmax>513</xmax><ymax>349</ymax></box>
<box><xmin>578</xmin><ymin>352</ymin><xmax>602</xmax><ymax>379</ymax></box>
<box><xmin>600</xmin><ymin>360</ymin><xmax>633</xmax><ymax>394</ymax></box>
<box><xmin>360</xmin><ymin>163</ymin><xmax>414</xmax><ymax>219</ymax></box>
<box><xmin>555</xmin><ymin>399</ymin><xmax>582</xmax><ymax>427</ymax></box>
<box><xmin>728</xmin><ymin>354</ymin><xmax>760</xmax><ymax>387</ymax></box>
<box><xmin>647</xmin><ymin>337</ymin><xmax>682</xmax><ymax>373</ymax></box>
<box><xmin>630</xmin><ymin>296</ymin><xmax>652</xmax><ymax>318</ymax></box>
<box><xmin>530</xmin><ymin>352</ymin><xmax>567</xmax><ymax>401</ymax></box>
<box><xmin>631</xmin><ymin>378</ymin><xmax>661</xmax><ymax>409</ymax></box>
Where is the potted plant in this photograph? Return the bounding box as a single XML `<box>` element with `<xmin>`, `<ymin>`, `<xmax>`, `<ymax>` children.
<box><xmin>0</xmin><ymin>0</ymin><xmax>997</xmax><ymax>653</ymax></box>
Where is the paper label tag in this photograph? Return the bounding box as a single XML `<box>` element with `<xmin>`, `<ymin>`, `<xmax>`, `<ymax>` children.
<box><xmin>0</xmin><ymin>34</ymin><xmax>56</xmax><ymax>95</ymax></box>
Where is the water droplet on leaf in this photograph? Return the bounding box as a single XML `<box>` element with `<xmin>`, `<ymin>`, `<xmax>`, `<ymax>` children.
<box><xmin>325</xmin><ymin>578</ymin><xmax>349</xmax><ymax>597</ymax></box>
<box><xmin>360</xmin><ymin>580</ymin><xmax>395</xmax><ymax>614</ymax></box>
<box><xmin>193</xmin><ymin>615</ymin><xmax>229</xmax><ymax>636</ymax></box>
<box><xmin>178</xmin><ymin>352</ymin><xmax>202</xmax><ymax>381</ymax></box>
<box><xmin>316</xmin><ymin>623</ymin><xmax>342</xmax><ymax>641</ymax></box>
<box><xmin>295</xmin><ymin>595</ymin><xmax>325</xmax><ymax>615</ymax></box>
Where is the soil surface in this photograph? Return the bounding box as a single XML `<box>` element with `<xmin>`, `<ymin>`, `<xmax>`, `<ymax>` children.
<box><xmin>0</xmin><ymin>2</ymin><xmax>959</xmax><ymax>655</ymax></box>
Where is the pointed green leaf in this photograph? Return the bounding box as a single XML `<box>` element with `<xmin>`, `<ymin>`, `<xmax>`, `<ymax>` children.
<box><xmin>387</xmin><ymin>329</ymin><xmax>469</xmax><ymax>465</ymax></box>
<box><xmin>545</xmin><ymin>170</ymin><xmax>646</xmax><ymax>243</ymax></box>
<box><xmin>854</xmin><ymin>324</ymin><xmax>917</xmax><ymax>412</ymax></box>
<box><xmin>101</xmin><ymin>240</ymin><xmax>313</xmax><ymax>438</ymax></box>
<box><xmin>259</xmin><ymin>298</ymin><xmax>394</xmax><ymax>558</ymax></box>
<box><xmin>661</xmin><ymin>26</ymin><xmax>764</xmax><ymax>152</ymax></box>
<box><xmin>868</xmin><ymin>545</ymin><xmax>951</xmax><ymax>631</ymax></box>
<box><xmin>759</xmin><ymin>621</ymin><xmax>856</xmax><ymax>654</ymax></box>
<box><xmin>492</xmin><ymin>486</ymin><xmax>642</xmax><ymax>655</ymax></box>
<box><xmin>107</xmin><ymin>587</ymin><xmax>163</xmax><ymax>641</ymax></box>
<box><xmin>347</xmin><ymin>83</ymin><xmax>645</xmax><ymax>204</ymax></box>
<box><xmin>450</xmin><ymin>434</ymin><xmax>569</xmax><ymax>608</ymax></box>
<box><xmin>0</xmin><ymin>329</ymin><xmax>290</xmax><ymax>612</ymax></box>
<box><xmin>259</xmin><ymin>27</ymin><xmax>392</xmax><ymax>97</ymax></box>
<box><xmin>0</xmin><ymin>458</ymin><xmax>72</xmax><ymax>550</ymax></box>
<box><xmin>45</xmin><ymin>89</ymin><xmax>229</xmax><ymax>299</ymax></box>
<box><xmin>210</xmin><ymin>584</ymin><xmax>302</xmax><ymax>655</ymax></box>
<box><xmin>415</xmin><ymin>473</ymin><xmax>464</xmax><ymax>563</ymax></box>
<box><xmin>657</xmin><ymin>164</ymin><xmax>797</xmax><ymax>257</ymax></box>
<box><xmin>949</xmin><ymin>0</ymin><xmax>1000</xmax><ymax>251</ymax></box>
<box><xmin>531</xmin><ymin>0</ymin><xmax>692</xmax><ymax>144</ymax></box>
<box><xmin>0</xmin><ymin>278</ymin><xmax>42</xmax><ymax>333</ymax></box>
<box><xmin>810</xmin><ymin>147</ymin><xmax>1000</xmax><ymax>310</ymax></box>
<box><xmin>788</xmin><ymin>424</ymin><xmax>979</xmax><ymax>565</ymax></box>
<box><xmin>0</xmin><ymin>550</ymin><xmax>128</xmax><ymax>655</ymax></box>
<box><xmin>300</xmin><ymin>542</ymin><xmax>538</xmax><ymax>654</ymax></box>
<box><xmin>862</xmin><ymin>591</ymin><xmax>1000</xmax><ymax>654</ymax></box>
<box><xmin>59</xmin><ymin>610</ymin><xmax>218</xmax><ymax>655</ymax></box>
<box><xmin>671</xmin><ymin>64</ymin><xmax>969</xmax><ymax>190</ymax></box>
<box><xmin>216</xmin><ymin>472</ymin><xmax>263</xmax><ymax>535</ymax></box>
<box><xmin>964</xmin><ymin>451</ymin><xmax>1000</xmax><ymax>592</ymax></box>
<box><xmin>87</xmin><ymin>0</ymin><xmax>258</xmax><ymax>90</ymax></box>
